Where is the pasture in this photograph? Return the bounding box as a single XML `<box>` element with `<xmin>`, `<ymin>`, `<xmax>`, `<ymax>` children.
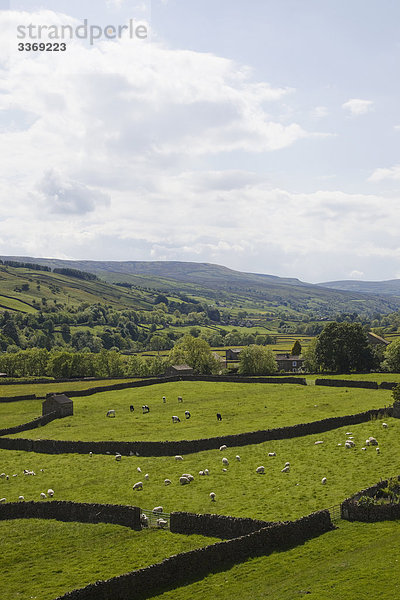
<box><xmin>6</xmin><ymin>381</ymin><xmax>393</xmax><ymax>442</ymax></box>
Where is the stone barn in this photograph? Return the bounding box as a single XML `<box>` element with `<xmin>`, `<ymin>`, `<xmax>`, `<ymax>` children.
<box><xmin>42</xmin><ymin>394</ymin><xmax>73</xmax><ymax>418</ymax></box>
<box><xmin>165</xmin><ymin>364</ymin><xmax>194</xmax><ymax>376</ymax></box>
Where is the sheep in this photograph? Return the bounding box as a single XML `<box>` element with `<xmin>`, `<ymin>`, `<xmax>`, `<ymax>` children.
<box><xmin>132</xmin><ymin>481</ymin><xmax>143</xmax><ymax>491</ymax></box>
<box><xmin>222</xmin><ymin>457</ymin><xmax>229</xmax><ymax>466</ymax></box>
<box><xmin>337</xmin><ymin>443</ymin><xmax>342</xmax><ymax>446</ymax></box>
<box><xmin>376</xmin><ymin>447</ymin><xmax>380</xmax><ymax>454</ymax></box>
<box><xmin>89</xmin><ymin>452</ymin><xmax>93</xmax><ymax>457</ymax></box>
<box><xmin>368</xmin><ymin>437</ymin><xmax>378</xmax><ymax>446</ymax></box>
<box><xmin>157</xmin><ymin>518</ymin><xmax>168</xmax><ymax>528</ymax></box>
<box><xmin>321</xmin><ymin>477</ymin><xmax>327</xmax><ymax>485</ymax></box>
<box><xmin>210</xmin><ymin>492</ymin><xmax>216</xmax><ymax>501</ymax></box>
<box><xmin>175</xmin><ymin>455</ymin><xmax>183</xmax><ymax>461</ymax></box>
<box><xmin>137</xmin><ymin>467</ymin><xmax>142</xmax><ymax>473</ymax></box>
<box><xmin>268</xmin><ymin>452</ymin><xmax>276</xmax><ymax>457</ymax></box>
<box><xmin>142</xmin><ymin>405</ymin><xmax>150</xmax><ymax>414</ymax></box>
<box><xmin>204</xmin><ymin>469</ymin><xmax>209</xmax><ymax>476</ymax></box>
<box><xmin>222</xmin><ymin>468</ymin><xmax>227</xmax><ymax>472</ymax></box>
<box><xmin>152</xmin><ymin>506</ymin><xmax>163</xmax><ymax>513</ymax></box>
<box><xmin>284</xmin><ymin>462</ymin><xmax>290</xmax><ymax>467</ymax></box>
<box><xmin>23</xmin><ymin>470</ymin><xmax>35</xmax><ymax>476</ymax></box>
<box><xmin>130</xmin><ymin>405</ymin><xmax>134</xmax><ymax>412</ymax></box>
<box><xmin>182</xmin><ymin>473</ymin><xmax>194</xmax><ymax>481</ymax></box>
<box><xmin>178</xmin><ymin>396</ymin><xmax>183</xmax><ymax>403</ymax></box>
<box><xmin>145</xmin><ymin>473</ymin><xmax>149</xmax><ymax>480</ymax></box>
<box><xmin>40</xmin><ymin>492</ymin><xmax>47</xmax><ymax>499</ymax></box>
<box><xmin>345</xmin><ymin>440</ymin><xmax>355</xmax><ymax>448</ymax></box>
<box><xmin>106</xmin><ymin>409</ymin><xmax>115</xmax><ymax>418</ymax></box>
<box><xmin>47</xmin><ymin>489</ymin><xmax>54</xmax><ymax>497</ymax></box>
<box><xmin>5</xmin><ymin>475</ymin><xmax>9</xmax><ymax>480</ymax></box>
<box><xmin>0</xmin><ymin>498</ymin><xmax>6</xmax><ymax>504</ymax></box>
<box><xmin>382</xmin><ymin>423</ymin><xmax>388</xmax><ymax>428</ymax></box>
<box><xmin>180</xmin><ymin>476</ymin><xmax>190</xmax><ymax>485</ymax></box>
<box><xmin>0</xmin><ymin>473</ymin><xmax>5</xmax><ymax>478</ymax></box>
<box><xmin>347</xmin><ymin>436</ymin><xmax>354</xmax><ymax>440</ymax></box>
<box><xmin>185</xmin><ymin>410</ymin><xmax>191</xmax><ymax>419</ymax></box>
<box><xmin>361</xmin><ymin>447</ymin><xmax>367</xmax><ymax>451</ymax></box>
<box><xmin>172</xmin><ymin>415</ymin><xmax>180</xmax><ymax>423</ymax></box>
<box><xmin>140</xmin><ymin>513</ymin><xmax>149</xmax><ymax>527</ymax></box>
<box><xmin>199</xmin><ymin>470</ymin><xmax>205</xmax><ymax>476</ymax></box>
<box><xmin>256</xmin><ymin>466</ymin><xmax>265</xmax><ymax>474</ymax></box>
<box><xmin>219</xmin><ymin>445</ymin><xmax>227</xmax><ymax>451</ymax></box>
<box><xmin>345</xmin><ymin>432</ymin><xmax>353</xmax><ymax>436</ymax></box>
<box><xmin>281</xmin><ymin>465</ymin><xmax>290</xmax><ymax>473</ymax></box>
<box><xmin>115</xmin><ymin>454</ymin><xmax>122</xmax><ymax>462</ymax></box>
<box><xmin>314</xmin><ymin>441</ymin><xmax>324</xmax><ymax>445</ymax></box>
<box><xmin>365</xmin><ymin>439</ymin><xmax>370</xmax><ymax>446</ymax></box>
<box><xmin>235</xmin><ymin>455</ymin><xmax>241</xmax><ymax>461</ymax></box>
<box><xmin>164</xmin><ymin>479</ymin><xmax>172</xmax><ymax>485</ymax></box>
<box><xmin>18</xmin><ymin>496</ymin><xmax>24</xmax><ymax>501</ymax></box>
<box><xmin>162</xmin><ymin>396</ymin><xmax>166</xmax><ymax>403</ymax></box>
<box><xmin>216</xmin><ymin>413</ymin><xmax>222</xmax><ymax>421</ymax></box>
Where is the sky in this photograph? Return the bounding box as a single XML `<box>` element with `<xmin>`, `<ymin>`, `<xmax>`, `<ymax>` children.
<box><xmin>0</xmin><ymin>0</ymin><xmax>400</xmax><ymax>283</ymax></box>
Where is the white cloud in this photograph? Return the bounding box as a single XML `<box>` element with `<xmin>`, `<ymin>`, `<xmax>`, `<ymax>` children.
<box><xmin>368</xmin><ymin>164</ymin><xmax>400</xmax><ymax>182</ymax></box>
<box><xmin>342</xmin><ymin>98</ymin><xmax>374</xmax><ymax>116</ymax></box>
<box><xmin>349</xmin><ymin>270</ymin><xmax>364</xmax><ymax>279</ymax></box>
<box><xmin>312</xmin><ymin>106</ymin><xmax>329</xmax><ymax>119</ymax></box>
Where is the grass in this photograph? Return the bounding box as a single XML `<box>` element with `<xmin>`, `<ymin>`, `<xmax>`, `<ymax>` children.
<box><xmin>1</xmin><ymin>418</ymin><xmax>398</xmax><ymax>521</ymax></box>
<box><xmin>7</xmin><ymin>381</ymin><xmax>392</xmax><ymax>442</ymax></box>
<box><xmin>151</xmin><ymin>520</ymin><xmax>400</xmax><ymax>600</ymax></box>
<box><xmin>0</xmin><ymin>519</ymin><xmax>216</xmax><ymax>600</ymax></box>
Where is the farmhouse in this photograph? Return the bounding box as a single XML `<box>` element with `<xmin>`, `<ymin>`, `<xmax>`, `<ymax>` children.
<box><xmin>226</xmin><ymin>348</ymin><xmax>242</xmax><ymax>361</ymax></box>
<box><xmin>275</xmin><ymin>354</ymin><xmax>304</xmax><ymax>373</ymax></box>
<box><xmin>165</xmin><ymin>364</ymin><xmax>194</xmax><ymax>376</ymax></box>
<box><xmin>367</xmin><ymin>332</ymin><xmax>390</xmax><ymax>346</ymax></box>
<box><xmin>42</xmin><ymin>394</ymin><xmax>73</xmax><ymax>418</ymax></box>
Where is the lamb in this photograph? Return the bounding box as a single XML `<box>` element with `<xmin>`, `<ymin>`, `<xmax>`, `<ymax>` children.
<box><xmin>152</xmin><ymin>506</ymin><xmax>163</xmax><ymax>513</ymax></box>
<box><xmin>268</xmin><ymin>452</ymin><xmax>276</xmax><ymax>457</ymax></box>
<box><xmin>40</xmin><ymin>492</ymin><xmax>47</xmax><ymax>499</ymax></box>
<box><xmin>175</xmin><ymin>455</ymin><xmax>183</xmax><ymax>461</ymax></box>
<box><xmin>216</xmin><ymin>413</ymin><xmax>222</xmax><ymax>421</ymax></box>
<box><xmin>281</xmin><ymin>465</ymin><xmax>290</xmax><ymax>473</ymax></box>
<box><xmin>209</xmin><ymin>492</ymin><xmax>216</xmax><ymax>501</ymax></box>
<box><xmin>321</xmin><ymin>477</ymin><xmax>327</xmax><ymax>485</ymax></box>
<box><xmin>157</xmin><ymin>518</ymin><xmax>168</xmax><ymax>528</ymax></box>
<box><xmin>382</xmin><ymin>423</ymin><xmax>388</xmax><ymax>428</ymax></box>
<box><xmin>164</xmin><ymin>479</ymin><xmax>172</xmax><ymax>485</ymax></box>
<box><xmin>47</xmin><ymin>489</ymin><xmax>54</xmax><ymax>497</ymax></box>
<box><xmin>180</xmin><ymin>476</ymin><xmax>190</xmax><ymax>485</ymax></box>
<box><xmin>115</xmin><ymin>454</ymin><xmax>122</xmax><ymax>462</ymax></box>
<box><xmin>235</xmin><ymin>455</ymin><xmax>241</xmax><ymax>461</ymax></box>
<box><xmin>256</xmin><ymin>466</ymin><xmax>265</xmax><ymax>474</ymax></box>
<box><xmin>222</xmin><ymin>457</ymin><xmax>229</xmax><ymax>466</ymax></box>
<box><xmin>106</xmin><ymin>409</ymin><xmax>115</xmax><ymax>418</ymax></box>
<box><xmin>132</xmin><ymin>481</ymin><xmax>143</xmax><ymax>491</ymax></box>
<box><xmin>185</xmin><ymin>410</ymin><xmax>191</xmax><ymax>419</ymax></box>
<box><xmin>219</xmin><ymin>445</ymin><xmax>227</xmax><ymax>451</ymax></box>
<box><xmin>172</xmin><ymin>415</ymin><xmax>180</xmax><ymax>423</ymax></box>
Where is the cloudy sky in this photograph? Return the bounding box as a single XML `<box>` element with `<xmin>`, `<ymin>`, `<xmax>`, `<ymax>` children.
<box><xmin>1</xmin><ymin>0</ymin><xmax>400</xmax><ymax>282</ymax></box>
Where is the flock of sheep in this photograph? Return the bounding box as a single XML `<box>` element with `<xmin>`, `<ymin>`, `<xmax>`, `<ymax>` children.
<box><xmin>0</xmin><ymin>468</ymin><xmax>54</xmax><ymax>504</ymax></box>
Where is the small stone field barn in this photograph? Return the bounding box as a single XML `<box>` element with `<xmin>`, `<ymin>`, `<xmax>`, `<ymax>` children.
<box><xmin>225</xmin><ymin>348</ymin><xmax>242</xmax><ymax>361</ymax></box>
<box><xmin>275</xmin><ymin>354</ymin><xmax>304</xmax><ymax>373</ymax></box>
<box><xmin>42</xmin><ymin>394</ymin><xmax>73</xmax><ymax>418</ymax></box>
<box><xmin>165</xmin><ymin>364</ymin><xmax>194</xmax><ymax>376</ymax></box>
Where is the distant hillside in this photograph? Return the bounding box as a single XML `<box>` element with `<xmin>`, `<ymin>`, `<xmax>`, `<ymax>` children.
<box><xmin>2</xmin><ymin>255</ymin><xmax>400</xmax><ymax>317</ymax></box>
<box><xmin>319</xmin><ymin>279</ymin><xmax>400</xmax><ymax>297</ymax></box>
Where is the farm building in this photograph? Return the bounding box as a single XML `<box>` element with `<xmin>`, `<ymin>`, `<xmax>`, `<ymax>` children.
<box><xmin>367</xmin><ymin>332</ymin><xmax>390</xmax><ymax>346</ymax></box>
<box><xmin>42</xmin><ymin>394</ymin><xmax>73</xmax><ymax>418</ymax></box>
<box><xmin>226</xmin><ymin>348</ymin><xmax>242</xmax><ymax>361</ymax></box>
<box><xmin>212</xmin><ymin>352</ymin><xmax>227</xmax><ymax>369</ymax></box>
<box><xmin>275</xmin><ymin>354</ymin><xmax>304</xmax><ymax>373</ymax></box>
<box><xmin>165</xmin><ymin>364</ymin><xmax>194</xmax><ymax>376</ymax></box>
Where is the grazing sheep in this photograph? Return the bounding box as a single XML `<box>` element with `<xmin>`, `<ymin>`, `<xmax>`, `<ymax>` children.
<box><xmin>321</xmin><ymin>477</ymin><xmax>327</xmax><ymax>485</ymax></box>
<box><xmin>222</xmin><ymin>457</ymin><xmax>229</xmax><ymax>466</ymax></box>
<box><xmin>182</xmin><ymin>473</ymin><xmax>194</xmax><ymax>481</ymax></box>
<box><xmin>314</xmin><ymin>441</ymin><xmax>324</xmax><ymax>445</ymax></box>
<box><xmin>180</xmin><ymin>476</ymin><xmax>190</xmax><ymax>485</ymax></box>
<box><xmin>89</xmin><ymin>452</ymin><xmax>93</xmax><ymax>457</ymax></box>
<box><xmin>0</xmin><ymin>473</ymin><xmax>5</xmax><ymax>478</ymax></box>
<box><xmin>145</xmin><ymin>473</ymin><xmax>149</xmax><ymax>480</ymax></box>
<box><xmin>345</xmin><ymin>432</ymin><xmax>353</xmax><ymax>436</ymax></box>
<box><xmin>178</xmin><ymin>396</ymin><xmax>183</xmax><ymax>403</ymax></box>
<box><xmin>268</xmin><ymin>452</ymin><xmax>276</xmax><ymax>457</ymax></box>
<box><xmin>347</xmin><ymin>436</ymin><xmax>354</xmax><ymax>440</ymax></box>
<box><xmin>162</xmin><ymin>396</ymin><xmax>166</xmax><ymax>403</ymax></box>
<box><xmin>376</xmin><ymin>447</ymin><xmax>380</xmax><ymax>454</ymax></box>
<box><xmin>216</xmin><ymin>413</ymin><xmax>222</xmax><ymax>421</ymax></box>
<box><xmin>18</xmin><ymin>496</ymin><xmax>24</xmax><ymax>501</ymax></box>
<box><xmin>0</xmin><ymin>498</ymin><xmax>5</xmax><ymax>504</ymax></box>
<box><xmin>130</xmin><ymin>405</ymin><xmax>134</xmax><ymax>412</ymax></box>
<box><xmin>382</xmin><ymin>423</ymin><xmax>388</xmax><ymax>428</ymax></box>
<box><xmin>284</xmin><ymin>462</ymin><xmax>290</xmax><ymax>467</ymax></box>
<box><xmin>281</xmin><ymin>465</ymin><xmax>290</xmax><ymax>473</ymax></box>
<box><xmin>164</xmin><ymin>479</ymin><xmax>172</xmax><ymax>485</ymax></box>
<box><xmin>137</xmin><ymin>467</ymin><xmax>142</xmax><ymax>473</ymax></box>
<box><xmin>157</xmin><ymin>518</ymin><xmax>168</xmax><ymax>528</ymax></box>
<box><xmin>115</xmin><ymin>454</ymin><xmax>122</xmax><ymax>462</ymax></box>
<box><xmin>185</xmin><ymin>410</ymin><xmax>191</xmax><ymax>419</ymax></box>
<box><xmin>361</xmin><ymin>447</ymin><xmax>367</xmax><ymax>451</ymax></box>
<box><xmin>142</xmin><ymin>405</ymin><xmax>150</xmax><ymax>414</ymax></box>
<box><xmin>140</xmin><ymin>513</ymin><xmax>148</xmax><ymax>527</ymax></box>
<box><xmin>345</xmin><ymin>440</ymin><xmax>355</xmax><ymax>448</ymax></box>
<box><xmin>337</xmin><ymin>443</ymin><xmax>342</xmax><ymax>446</ymax></box>
<box><xmin>47</xmin><ymin>489</ymin><xmax>54</xmax><ymax>497</ymax></box>
<box><xmin>210</xmin><ymin>492</ymin><xmax>216</xmax><ymax>501</ymax></box>
<box><xmin>256</xmin><ymin>466</ymin><xmax>265</xmax><ymax>474</ymax></box>
<box><xmin>204</xmin><ymin>469</ymin><xmax>209</xmax><ymax>476</ymax></box>
<box><xmin>5</xmin><ymin>475</ymin><xmax>9</xmax><ymax>480</ymax></box>
<box><xmin>175</xmin><ymin>455</ymin><xmax>183</xmax><ymax>461</ymax></box>
<box><xmin>235</xmin><ymin>455</ymin><xmax>241</xmax><ymax>461</ymax></box>
<box><xmin>219</xmin><ymin>445</ymin><xmax>227</xmax><ymax>451</ymax></box>
<box><xmin>222</xmin><ymin>468</ymin><xmax>228</xmax><ymax>472</ymax></box>
<box><xmin>106</xmin><ymin>409</ymin><xmax>115</xmax><ymax>418</ymax></box>
<box><xmin>40</xmin><ymin>492</ymin><xmax>46</xmax><ymax>499</ymax></box>
<box><xmin>152</xmin><ymin>506</ymin><xmax>163</xmax><ymax>513</ymax></box>
<box><xmin>199</xmin><ymin>470</ymin><xmax>205</xmax><ymax>476</ymax></box>
<box><xmin>365</xmin><ymin>439</ymin><xmax>370</xmax><ymax>446</ymax></box>
<box><xmin>23</xmin><ymin>470</ymin><xmax>35</xmax><ymax>476</ymax></box>
<box><xmin>368</xmin><ymin>437</ymin><xmax>378</xmax><ymax>446</ymax></box>
<box><xmin>132</xmin><ymin>481</ymin><xmax>143</xmax><ymax>491</ymax></box>
<box><xmin>172</xmin><ymin>415</ymin><xmax>180</xmax><ymax>423</ymax></box>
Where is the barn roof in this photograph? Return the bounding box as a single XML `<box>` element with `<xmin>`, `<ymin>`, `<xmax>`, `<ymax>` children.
<box><xmin>45</xmin><ymin>394</ymin><xmax>72</xmax><ymax>404</ymax></box>
<box><xmin>170</xmin><ymin>364</ymin><xmax>193</xmax><ymax>371</ymax></box>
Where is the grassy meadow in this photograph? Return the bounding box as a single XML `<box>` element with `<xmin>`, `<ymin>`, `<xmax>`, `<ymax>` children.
<box><xmin>6</xmin><ymin>381</ymin><xmax>393</xmax><ymax>442</ymax></box>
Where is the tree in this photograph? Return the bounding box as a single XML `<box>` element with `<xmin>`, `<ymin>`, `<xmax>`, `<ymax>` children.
<box><xmin>168</xmin><ymin>335</ymin><xmax>220</xmax><ymax>374</ymax></box>
<box><xmin>302</xmin><ymin>338</ymin><xmax>319</xmax><ymax>373</ymax></box>
<box><xmin>383</xmin><ymin>339</ymin><xmax>400</xmax><ymax>372</ymax></box>
<box><xmin>315</xmin><ymin>322</ymin><xmax>373</xmax><ymax>373</ymax></box>
<box><xmin>392</xmin><ymin>383</ymin><xmax>400</xmax><ymax>403</ymax></box>
<box><xmin>238</xmin><ymin>345</ymin><xmax>277</xmax><ymax>375</ymax></box>
<box><xmin>291</xmin><ymin>340</ymin><xmax>302</xmax><ymax>356</ymax></box>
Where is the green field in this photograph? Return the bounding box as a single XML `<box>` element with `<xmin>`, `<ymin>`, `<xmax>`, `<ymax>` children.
<box><xmin>0</xmin><ymin>519</ymin><xmax>216</xmax><ymax>600</ymax></box>
<box><xmin>6</xmin><ymin>381</ymin><xmax>392</xmax><ymax>442</ymax></box>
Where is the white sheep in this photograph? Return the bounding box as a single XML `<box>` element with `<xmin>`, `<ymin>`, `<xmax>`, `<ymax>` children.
<box><xmin>204</xmin><ymin>469</ymin><xmax>209</xmax><ymax>476</ymax></box>
<box><xmin>268</xmin><ymin>452</ymin><xmax>276</xmax><ymax>457</ymax></box>
<box><xmin>210</xmin><ymin>492</ymin><xmax>216</xmax><ymax>501</ymax></box>
<box><xmin>182</xmin><ymin>473</ymin><xmax>194</xmax><ymax>481</ymax></box>
<box><xmin>172</xmin><ymin>415</ymin><xmax>180</xmax><ymax>423</ymax></box>
<box><xmin>361</xmin><ymin>447</ymin><xmax>367</xmax><ymax>451</ymax></box>
<box><xmin>89</xmin><ymin>452</ymin><xmax>93</xmax><ymax>457</ymax></box>
<box><xmin>164</xmin><ymin>479</ymin><xmax>172</xmax><ymax>485</ymax></box>
<box><xmin>345</xmin><ymin>432</ymin><xmax>353</xmax><ymax>436</ymax></box>
<box><xmin>222</xmin><ymin>457</ymin><xmax>229</xmax><ymax>466</ymax></box>
<box><xmin>180</xmin><ymin>476</ymin><xmax>190</xmax><ymax>485</ymax></box>
<box><xmin>162</xmin><ymin>396</ymin><xmax>166</xmax><ymax>403</ymax></box>
<box><xmin>222</xmin><ymin>468</ymin><xmax>227</xmax><ymax>472</ymax></box>
<box><xmin>47</xmin><ymin>489</ymin><xmax>54</xmax><ymax>497</ymax></box>
<box><xmin>376</xmin><ymin>447</ymin><xmax>380</xmax><ymax>454</ymax></box>
<box><xmin>219</xmin><ymin>445</ymin><xmax>227</xmax><ymax>451</ymax></box>
<box><xmin>185</xmin><ymin>410</ymin><xmax>191</xmax><ymax>419</ymax></box>
<box><xmin>140</xmin><ymin>513</ymin><xmax>149</xmax><ymax>526</ymax></box>
<box><xmin>18</xmin><ymin>495</ymin><xmax>24</xmax><ymax>501</ymax></box>
<box><xmin>314</xmin><ymin>441</ymin><xmax>324</xmax><ymax>445</ymax></box>
<box><xmin>175</xmin><ymin>455</ymin><xmax>183</xmax><ymax>461</ymax></box>
<box><xmin>132</xmin><ymin>481</ymin><xmax>143</xmax><ymax>491</ymax></box>
<box><xmin>152</xmin><ymin>506</ymin><xmax>163</xmax><ymax>513</ymax></box>
<box><xmin>40</xmin><ymin>492</ymin><xmax>46</xmax><ymax>499</ymax></box>
<box><xmin>337</xmin><ymin>443</ymin><xmax>342</xmax><ymax>446</ymax></box>
<box><xmin>145</xmin><ymin>473</ymin><xmax>149</xmax><ymax>480</ymax></box>
<box><xmin>365</xmin><ymin>439</ymin><xmax>370</xmax><ymax>446</ymax></box>
<box><xmin>178</xmin><ymin>396</ymin><xmax>183</xmax><ymax>403</ymax></box>
<box><xmin>281</xmin><ymin>465</ymin><xmax>290</xmax><ymax>473</ymax></box>
<box><xmin>199</xmin><ymin>470</ymin><xmax>205</xmax><ymax>476</ymax></box>
<box><xmin>115</xmin><ymin>454</ymin><xmax>122</xmax><ymax>462</ymax></box>
<box><xmin>382</xmin><ymin>423</ymin><xmax>388</xmax><ymax>428</ymax></box>
<box><xmin>106</xmin><ymin>409</ymin><xmax>115</xmax><ymax>417</ymax></box>
<box><xmin>235</xmin><ymin>455</ymin><xmax>241</xmax><ymax>461</ymax></box>
<box><xmin>256</xmin><ymin>466</ymin><xmax>265</xmax><ymax>474</ymax></box>
<box><xmin>345</xmin><ymin>440</ymin><xmax>355</xmax><ymax>448</ymax></box>
<box><xmin>137</xmin><ymin>467</ymin><xmax>142</xmax><ymax>473</ymax></box>
<box><xmin>284</xmin><ymin>462</ymin><xmax>290</xmax><ymax>467</ymax></box>
<box><xmin>0</xmin><ymin>498</ymin><xmax>5</xmax><ymax>504</ymax></box>
<box><xmin>321</xmin><ymin>477</ymin><xmax>327</xmax><ymax>485</ymax></box>
<box><xmin>368</xmin><ymin>437</ymin><xmax>378</xmax><ymax>446</ymax></box>
<box><xmin>0</xmin><ymin>473</ymin><xmax>5</xmax><ymax>478</ymax></box>
<box><xmin>157</xmin><ymin>518</ymin><xmax>168</xmax><ymax>528</ymax></box>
